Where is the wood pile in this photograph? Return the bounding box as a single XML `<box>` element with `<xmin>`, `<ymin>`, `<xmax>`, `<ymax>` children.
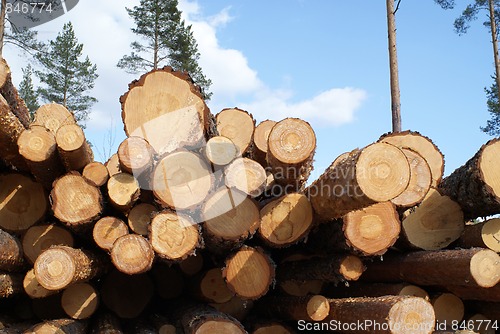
<box><xmin>0</xmin><ymin>58</ymin><xmax>499</xmax><ymax>334</ymax></box>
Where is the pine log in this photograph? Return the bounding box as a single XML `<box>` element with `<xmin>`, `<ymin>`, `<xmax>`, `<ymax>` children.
<box><xmin>277</xmin><ymin>255</ymin><xmax>364</xmax><ymax>285</ymax></box>
<box><xmin>0</xmin><ymin>95</ymin><xmax>28</xmax><ymax>171</ymax></box>
<box><xmin>400</xmin><ymin>188</ymin><xmax>464</xmax><ymax>250</ymax></box>
<box><xmin>30</xmin><ymin>293</ymin><xmax>67</xmax><ymax>324</ymax></box>
<box><xmin>104</xmin><ymin>153</ymin><xmax>121</xmax><ymax>177</ymax></box>
<box><xmin>179</xmin><ymin>253</ymin><xmax>204</xmax><ymax>277</ymax></box>
<box><xmin>22</xmin><ymin>224</ymin><xmax>74</xmax><ymax>264</ymax></box>
<box><xmin>82</xmin><ymin>161</ymin><xmax>109</xmax><ymax>187</ymax></box>
<box><xmin>326</xmin><ymin>296</ymin><xmax>435</xmax><ymax>334</ymax></box>
<box><xmin>189</xmin><ymin>268</ymin><xmax>234</xmax><ymax>303</ymax></box>
<box><xmin>92</xmin><ymin>217</ymin><xmax>129</xmax><ymax>251</ymax></box>
<box><xmin>379</xmin><ymin>130</ymin><xmax>444</xmax><ymax>187</ymax></box>
<box><xmin>0</xmin><ymin>272</ymin><xmax>23</xmax><ymax>298</ymax></box>
<box><xmin>120</xmin><ymin>67</ymin><xmax>211</xmax><ymax>155</ymax></box>
<box><xmin>61</xmin><ymin>282</ymin><xmax>99</xmax><ymax>320</ymax></box>
<box><xmin>201</xmin><ymin>187</ymin><xmax>260</xmax><ymax>254</ymax></box>
<box><xmin>17</xmin><ymin>125</ymin><xmax>65</xmax><ymax>188</ymax></box>
<box><xmin>89</xmin><ymin>313</ymin><xmax>124</xmax><ymax>334</ymax></box>
<box><xmin>101</xmin><ymin>269</ymin><xmax>154</xmax><ymax>319</ymax></box>
<box><xmin>223</xmin><ymin>246</ymin><xmax>275</xmax><ymax>300</ymax></box>
<box><xmin>216</xmin><ymin>108</ymin><xmax>255</xmax><ymax>156</ymax></box>
<box><xmin>249</xmin><ymin>323</ymin><xmax>294</xmax><ymax>334</ymax></box>
<box><xmin>224</xmin><ymin>157</ymin><xmax>267</xmax><ymax>197</ymax></box>
<box><xmin>0</xmin><ymin>58</ymin><xmax>30</xmax><ymax>128</ymax></box>
<box><xmin>0</xmin><ymin>229</ymin><xmax>25</xmax><ymax>272</ymax></box>
<box><xmin>149</xmin><ymin>210</ymin><xmax>201</xmax><ymax>262</ymax></box>
<box><xmin>466</xmin><ymin>302</ymin><xmax>500</xmax><ymax>324</ymax></box>
<box><xmin>279</xmin><ymin>279</ymin><xmax>324</xmax><ymax>297</ymax></box>
<box><xmin>445</xmin><ymin>284</ymin><xmax>500</xmax><ymax>302</ymax></box>
<box><xmin>267</xmin><ymin>117</ymin><xmax>316</xmax><ymax>191</ymax></box>
<box><xmin>457</xmin><ymin>218</ymin><xmax>500</xmax><ymax>252</ymax></box>
<box><xmin>127</xmin><ymin>202</ymin><xmax>157</xmax><ymax>236</ymax></box>
<box><xmin>31</xmin><ymin>103</ymin><xmax>76</xmax><ymax>135</ymax></box>
<box><xmin>465</xmin><ymin>313</ymin><xmax>496</xmax><ymax>334</ymax></box>
<box><xmin>23</xmin><ymin>269</ymin><xmax>57</xmax><ymax>299</ymax></box>
<box><xmin>55</xmin><ymin>124</ymin><xmax>93</xmax><ymax>172</ymax></box>
<box><xmin>362</xmin><ymin>248</ymin><xmax>500</xmax><ymax>288</ymax></box>
<box><xmin>117</xmin><ymin>136</ymin><xmax>155</xmax><ymax>187</ymax></box>
<box><xmin>439</xmin><ymin>138</ymin><xmax>500</xmax><ymax>219</ymax></box>
<box><xmin>151</xmin><ymin>263</ymin><xmax>184</xmax><ymax>300</ymax></box>
<box><xmin>24</xmin><ymin>319</ymin><xmax>87</xmax><ymax>334</ymax></box>
<box><xmin>152</xmin><ymin>150</ymin><xmax>214</xmax><ymax>210</ymax></box>
<box><xmin>209</xmin><ymin>296</ymin><xmax>253</xmax><ymax>322</ymax></box>
<box><xmin>391</xmin><ymin>148</ymin><xmax>432</xmax><ymax>207</ymax></box>
<box><xmin>51</xmin><ymin>173</ymin><xmax>102</xmax><ymax>230</ymax></box>
<box><xmin>205</xmin><ymin>136</ymin><xmax>238</xmax><ymax>166</ymax></box>
<box><xmin>110</xmin><ymin>234</ymin><xmax>154</xmax><ymax>275</ymax></box>
<box><xmin>307</xmin><ymin>142</ymin><xmax>410</xmax><ymax>221</ymax></box>
<box><xmin>34</xmin><ymin>246</ymin><xmax>107</xmax><ymax>290</ymax></box>
<box><xmin>324</xmin><ymin>282</ymin><xmax>429</xmax><ymax>300</ymax></box>
<box><xmin>258</xmin><ymin>192</ymin><xmax>313</xmax><ymax>248</ymax></box>
<box><xmin>251</xmin><ymin>120</ymin><xmax>277</xmax><ymax>167</ymax></box>
<box><xmin>431</xmin><ymin>293</ymin><xmax>464</xmax><ymax>327</ymax></box>
<box><xmin>179</xmin><ymin>304</ymin><xmax>247</xmax><ymax>334</ymax></box>
<box><xmin>255</xmin><ymin>294</ymin><xmax>330</xmax><ymax>322</ymax></box>
<box><xmin>107</xmin><ymin>172</ymin><xmax>140</xmax><ymax>212</ymax></box>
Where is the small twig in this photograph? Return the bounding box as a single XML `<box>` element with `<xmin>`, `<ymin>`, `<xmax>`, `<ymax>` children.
<box><xmin>394</xmin><ymin>0</ymin><xmax>402</xmax><ymax>14</ymax></box>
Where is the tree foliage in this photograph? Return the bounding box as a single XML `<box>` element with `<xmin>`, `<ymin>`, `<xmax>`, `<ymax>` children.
<box><xmin>482</xmin><ymin>77</ymin><xmax>500</xmax><ymax>135</ymax></box>
<box><xmin>35</xmin><ymin>22</ymin><xmax>98</xmax><ymax>125</ymax></box>
<box><xmin>118</xmin><ymin>0</ymin><xmax>212</xmax><ymax>99</ymax></box>
<box><xmin>18</xmin><ymin>64</ymin><xmax>39</xmax><ymax>120</ymax></box>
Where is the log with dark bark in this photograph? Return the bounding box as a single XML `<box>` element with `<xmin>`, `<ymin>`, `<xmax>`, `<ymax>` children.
<box><xmin>0</xmin><ymin>272</ymin><xmax>23</xmax><ymax>298</ymax></box>
<box><xmin>216</xmin><ymin>108</ymin><xmax>255</xmax><ymax>156</ymax></box>
<box><xmin>92</xmin><ymin>217</ymin><xmax>129</xmax><ymax>251</ymax></box>
<box><xmin>0</xmin><ymin>229</ymin><xmax>25</xmax><ymax>272</ymax></box>
<box><xmin>324</xmin><ymin>281</ymin><xmax>429</xmax><ymax>300</ymax></box>
<box><xmin>31</xmin><ymin>103</ymin><xmax>76</xmax><ymax>135</ymax></box>
<box><xmin>89</xmin><ymin>313</ymin><xmax>124</xmax><ymax>334</ymax></box>
<box><xmin>0</xmin><ymin>58</ymin><xmax>30</xmax><ymax>128</ymax></box>
<box><xmin>110</xmin><ymin>234</ymin><xmax>154</xmax><ymax>275</ymax></box>
<box><xmin>22</xmin><ymin>224</ymin><xmax>74</xmax><ymax>264</ymax></box>
<box><xmin>431</xmin><ymin>293</ymin><xmax>464</xmax><ymax>327</ymax></box>
<box><xmin>179</xmin><ymin>304</ymin><xmax>247</xmax><ymax>334</ymax></box>
<box><xmin>82</xmin><ymin>161</ymin><xmax>109</xmax><ymax>187</ymax></box>
<box><xmin>209</xmin><ymin>296</ymin><xmax>253</xmax><ymax>322</ymax></box>
<box><xmin>445</xmin><ymin>284</ymin><xmax>500</xmax><ymax>302</ymax></box>
<box><xmin>456</xmin><ymin>218</ymin><xmax>500</xmax><ymax>252</ymax></box>
<box><xmin>24</xmin><ymin>318</ymin><xmax>88</xmax><ymax>334</ymax></box>
<box><xmin>307</xmin><ymin>142</ymin><xmax>410</xmax><ymax>221</ymax></box>
<box><xmin>0</xmin><ymin>95</ymin><xmax>28</xmax><ymax>171</ymax></box>
<box><xmin>55</xmin><ymin>124</ymin><xmax>93</xmax><ymax>172</ymax></box>
<box><xmin>251</xmin><ymin>120</ymin><xmax>276</xmax><ymax>167</ymax></box>
<box><xmin>224</xmin><ymin>157</ymin><xmax>267</xmax><ymax>197</ymax></box>
<box><xmin>439</xmin><ymin>138</ymin><xmax>500</xmax><ymax>219</ymax></box>
<box><xmin>22</xmin><ymin>269</ymin><xmax>56</xmax><ymax>299</ymax></box>
<box><xmin>255</xmin><ymin>294</ymin><xmax>330</xmax><ymax>322</ymax></box>
<box><xmin>61</xmin><ymin>283</ymin><xmax>99</xmax><ymax>320</ymax></box>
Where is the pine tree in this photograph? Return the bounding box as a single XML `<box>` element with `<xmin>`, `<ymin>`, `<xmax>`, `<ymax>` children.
<box><xmin>117</xmin><ymin>0</ymin><xmax>212</xmax><ymax>99</ymax></box>
<box><xmin>18</xmin><ymin>64</ymin><xmax>39</xmax><ymax>120</ymax></box>
<box><xmin>35</xmin><ymin>22</ymin><xmax>98</xmax><ymax>125</ymax></box>
<box><xmin>482</xmin><ymin>78</ymin><xmax>500</xmax><ymax>135</ymax></box>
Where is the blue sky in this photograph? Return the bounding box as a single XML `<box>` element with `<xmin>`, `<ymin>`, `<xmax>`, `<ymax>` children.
<box><xmin>4</xmin><ymin>0</ymin><xmax>496</xmax><ymax>179</ymax></box>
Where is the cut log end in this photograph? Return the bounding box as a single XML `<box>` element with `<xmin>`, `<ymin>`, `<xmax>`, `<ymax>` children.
<box><xmin>128</xmin><ymin>202</ymin><xmax>157</xmax><ymax>236</ymax></box>
<box><xmin>22</xmin><ymin>224</ymin><xmax>74</xmax><ymax>264</ymax></box>
<box><xmin>432</xmin><ymin>293</ymin><xmax>464</xmax><ymax>325</ymax></box>
<box><xmin>23</xmin><ymin>268</ymin><xmax>56</xmax><ymax>299</ymax></box>
<box><xmin>339</xmin><ymin>255</ymin><xmax>365</xmax><ymax>281</ymax></box>
<box><xmin>82</xmin><ymin>161</ymin><xmax>109</xmax><ymax>187</ymax></box>
<box><xmin>56</xmin><ymin>123</ymin><xmax>93</xmax><ymax>171</ymax></box>
<box><xmin>111</xmin><ymin>234</ymin><xmax>154</xmax><ymax>275</ymax></box>
<box><xmin>481</xmin><ymin>218</ymin><xmax>500</xmax><ymax>252</ymax></box>
<box><xmin>199</xmin><ymin>268</ymin><xmax>234</xmax><ymax>304</ymax></box>
<box><xmin>32</xmin><ymin>103</ymin><xmax>76</xmax><ymax>134</ymax></box>
<box><xmin>307</xmin><ymin>295</ymin><xmax>330</xmax><ymax>321</ymax></box>
<box><xmin>17</xmin><ymin>125</ymin><xmax>57</xmax><ymax>163</ymax></box>
<box><xmin>386</xmin><ymin>297</ymin><xmax>436</xmax><ymax>334</ymax></box>
<box><xmin>268</xmin><ymin>118</ymin><xmax>315</xmax><ymax>165</ymax></box>
<box><xmin>61</xmin><ymin>282</ymin><xmax>99</xmax><ymax>320</ymax></box>
<box><xmin>470</xmin><ymin>249</ymin><xmax>500</xmax><ymax>288</ymax></box>
<box><xmin>216</xmin><ymin>108</ymin><xmax>255</xmax><ymax>155</ymax></box>
<box><xmin>93</xmin><ymin>217</ymin><xmax>129</xmax><ymax>251</ymax></box>
<box><xmin>480</xmin><ymin>139</ymin><xmax>500</xmax><ymax>197</ymax></box>
<box><xmin>253</xmin><ymin>120</ymin><xmax>277</xmax><ymax>157</ymax></box>
<box><xmin>194</xmin><ymin>321</ymin><xmax>246</xmax><ymax>334</ymax></box>
<box><xmin>107</xmin><ymin>172</ymin><xmax>140</xmax><ymax>211</ymax></box>
<box><xmin>205</xmin><ymin>136</ymin><xmax>238</xmax><ymax>166</ymax></box>
<box><xmin>117</xmin><ymin>136</ymin><xmax>155</xmax><ymax>175</ymax></box>
<box><xmin>225</xmin><ymin>157</ymin><xmax>267</xmax><ymax>197</ymax></box>
<box><xmin>34</xmin><ymin>248</ymin><xmax>76</xmax><ymax>290</ymax></box>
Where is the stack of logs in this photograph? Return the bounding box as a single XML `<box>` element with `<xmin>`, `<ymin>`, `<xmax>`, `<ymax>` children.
<box><xmin>0</xmin><ymin>57</ymin><xmax>499</xmax><ymax>334</ymax></box>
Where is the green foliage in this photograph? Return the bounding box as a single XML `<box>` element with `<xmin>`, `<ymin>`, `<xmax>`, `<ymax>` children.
<box><xmin>481</xmin><ymin>77</ymin><xmax>500</xmax><ymax>135</ymax></box>
<box><xmin>4</xmin><ymin>27</ymin><xmax>45</xmax><ymax>55</ymax></box>
<box><xmin>35</xmin><ymin>22</ymin><xmax>98</xmax><ymax>125</ymax></box>
<box><xmin>118</xmin><ymin>0</ymin><xmax>212</xmax><ymax>100</ymax></box>
<box><xmin>18</xmin><ymin>64</ymin><xmax>39</xmax><ymax>120</ymax></box>
<box><xmin>434</xmin><ymin>0</ymin><xmax>456</xmax><ymax>10</ymax></box>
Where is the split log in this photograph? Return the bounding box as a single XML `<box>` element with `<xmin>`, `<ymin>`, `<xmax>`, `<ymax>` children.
<box><xmin>223</xmin><ymin>246</ymin><xmax>275</xmax><ymax>300</ymax></box>
<box><xmin>100</xmin><ymin>269</ymin><xmax>154</xmax><ymax>319</ymax></box>
<box><xmin>0</xmin><ymin>58</ymin><xmax>30</xmax><ymax>128</ymax></box>
<box><xmin>92</xmin><ymin>217</ymin><xmax>129</xmax><ymax>251</ymax></box>
<box><xmin>107</xmin><ymin>172</ymin><xmax>140</xmax><ymax>212</ymax></box>
<box><xmin>205</xmin><ymin>136</ymin><xmax>238</xmax><ymax>166</ymax></box>
<box><xmin>152</xmin><ymin>150</ymin><xmax>214</xmax><ymax>210</ymax></box>
<box><xmin>61</xmin><ymin>283</ymin><xmax>99</xmax><ymax>320</ymax></box>
<box><xmin>179</xmin><ymin>304</ymin><xmax>247</xmax><ymax>334</ymax></box>
<box><xmin>22</xmin><ymin>224</ymin><xmax>74</xmax><ymax>264</ymax></box>
<box><xmin>51</xmin><ymin>173</ymin><xmax>102</xmax><ymax>230</ymax></box>
<box><xmin>258</xmin><ymin>193</ymin><xmax>313</xmax><ymax>248</ymax></box>
<box><xmin>149</xmin><ymin>210</ymin><xmax>201</xmax><ymax>262</ymax></box>
<box><xmin>24</xmin><ymin>319</ymin><xmax>87</xmax><ymax>334</ymax></box>
<box><xmin>55</xmin><ymin>124</ymin><xmax>93</xmax><ymax>172</ymax></box>
<box><xmin>0</xmin><ymin>95</ymin><xmax>28</xmax><ymax>171</ymax></box>
<box><xmin>127</xmin><ymin>202</ymin><xmax>157</xmax><ymax>236</ymax></box>
<box><xmin>439</xmin><ymin>138</ymin><xmax>500</xmax><ymax>219</ymax></box>
<box><xmin>362</xmin><ymin>248</ymin><xmax>500</xmax><ymax>288</ymax></box>
<box><xmin>216</xmin><ymin>108</ymin><xmax>255</xmax><ymax>156</ymax></box>
<box><xmin>307</xmin><ymin>142</ymin><xmax>410</xmax><ymax>221</ymax></box>
<box><xmin>151</xmin><ymin>263</ymin><xmax>184</xmax><ymax>300</ymax></box>
<box><xmin>324</xmin><ymin>282</ymin><xmax>429</xmax><ymax>300</ymax></box>
<box><xmin>255</xmin><ymin>294</ymin><xmax>330</xmax><ymax>322</ymax></box>
<box><xmin>251</xmin><ymin>120</ymin><xmax>276</xmax><ymax>167</ymax></box>
<box><xmin>457</xmin><ymin>218</ymin><xmax>500</xmax><ymax>252</ymax></box>
<box><xmin>201</xmin><ymin>187</ymin><xmax>260</xmax><ymax>254</ymax></box>
<box><xmin>31</xmin><ymin>103</ymin><xmax>76</xmax><ymax>135</ymax></box>
<box><xmin>431</xmin><ymin>293</ymin><xmax>464</xmax><ymax>327</ymax></box>
<box><xmin>189</xmin><ymin>268</ymin><xmax>234</xmax><ymax>303</ymax></box>
<box><xmin>0</xmin><ymin>229</ymin><xmax>25</xmax><ymax>272</ymax></box>
<box><xmin>104</xmin><ymin>153</ymin><xmax>121</xmax><ymax>177</ymax></box>
<box><xmin>110</xmin><ymin>234</ymin><xmax>154</xmax><ymax>275</ymax></box>
<box><xmin>82</xmin><ymin>161</ymin><xmax>109</xmax><ymax>187</ymax></box>
<box><xmin>17</xmin><ymin>125</ymin><xmax>65</xmax><ymax>188</ymax></box>
<box><xmin>267</xmin><ymin>118</ymin><xmax>316</xmax><ymax>191</ymax></box>
<box><xmin>224</xmin><ymin>157</ymin><xmax>267</xmax><ymax>197</ymax></box>
<box><xmin>326</xmin><ymin>296</ymin><xmax>435</xmax><ymax>334</ymax></box>
<box><xmin>379</xmin><ymin>130</ymin><xmax>444</xmax><ymax>187</ymax></box>
<box><xmin>117</xmin><ymin>136</ymin><xmax>155</xmax><ymax>187</ymax></box>
<box><xmin>89</xmin><ymin>313</ymin><xmax>124</xmax><ymax>334</ymax></box>
<box><xmin>307</xmin><ymin>201</ymin><xmax>400</xmax><ymax>256</ymax></box>
<box><xmin>34</xmin><ymin>246</ymin><xmax>107</xmax><ymax>290</ymax></box>
<box><xmin>22</xmin><ymin>269</ymin><xmax>56</xmax><ymax>299</ymax></box>
<box><xmin>120</xmin><ymin>67</ymin><xmax>211</xmax><ymax>155</ymax></box>
<box><xmin>0</xmin><ymin>273</ymin><xmax>23</xmax><ymax>298</ymax></box>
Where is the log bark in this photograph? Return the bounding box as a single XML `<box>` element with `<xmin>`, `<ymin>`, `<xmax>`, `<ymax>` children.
<box><xmin>22</xmin><ymin>224</ymin><xmax>74</xmax><ymax>264</ymax></box>
<box><xmin>31</xmin><ymin>103</ymin><xmax>76</xmax><ymax>135</ymax></box>
<box><xmin>248</xmin><ymin>323</ymin><xmax>294</xmax><ymax>334</ymax></box>
<box><xmin>22</xmin><ymin>269</ymin><xmax>56</xmax><ymax>299</ymax></box>
<box><xmin>189</xmin><ymin>268</ymin><xmax>234</xmax><ymax>304</ymax></box>
<box><xmin>431</xmin><ymin>293</ymin><xmax>464</xmax><ymax>327</ymax></box>
<box><xmin>179</xmin><ymin>253</ymin><xmax>204</xmax><ymax>277</ymax></box>
<box><xmin>179</xmin><ymin>304</ymin><xmax>247</xmax><ymax>334</ymax></box>
<box><xmin>326</xmin><ymin>296</ymin><xmax>435</xmax><ymax>334</ymax></box>
<box><xmin>34</xmin><ymin>246</ymin><xmax>107</xmax><ymax>290</ymax></box>
<box><xmin>209</xmin><ymin>296</ymin><xmax>253</xmax><ymax>322</ymax></box>
<box><xmin>17</xmin><ymin>125</ymin><xmax>65</xmax><ymax>188</ymax></box>
<box><xmin>255</xmin><ymin>294</ymin><xmax>330</xmax><ymax>322</ymax></box>
<box><xmin>362</xmin><ymin>248</ymin><xmax>500</xmax><ymax>288</ymax></box>
<box><xmin>151</xmin><ymin>263</ymin><xmax>184</xmax><ymax>300</ymax></box>
<box><xmin>307</xmin><ymin>142</ymin><xmax>410</xmax><ymax>221</ymax></box>
<box><xmin>400</xmin><ymin>188</ymin><xmax>464</xmax><ymax>250</ymax></box>
<box><xmin>205</xmin><ymin>136</ymin><xmax>238</xmax><ymax>166</ymax></box>
<box><xmin>0</xmin><ymin>272</ymin><xmax>23</xmax><ymax>298</ymax></box>
<box><xmin>324</xmin><ymin>281</ymin><xmax>429</xmax><ymax>300</ymax></box>
<box><xmin>106</xmin><ymin>172</ymin><xmax>140</xmax><ymax>212</ymax></box>
<box><xmin>0</xmin><ymin>229</ymin><xmax>25</xmax><ymax>272</ymax></box>
<box><xmin>117</xmin><ymin>136</ymin><xmax>155</xmax><ymax>188</ymax></box>
<box><xmin>82</xmin><ymin>161</ymin><xmax>109</xmax><ymax>187</ymax></box>
<box><xmin>379</xmin><ymin>130</ymin><xmax>444</xmax><ymax>187</ymax></box>
<box><xmin>120</xmin><ymin>67</ymin><xmax>211</xmax><ymax>155</ymax></box>
<box><xmin>456</xmin><ymin>218</ymin><xmax>500</xmax><ymax>252</ymax></box>
<box><xmin>149</xmin><ymin>210</ymin><xmax>201</xmax><ymax>262</ymax></box>
<box><xmin>267</xmin><ymin>118</ymin><xmax>316</xmax><ymax>191</ymax></box>
<box><xmin>445</xmin><ymin>284</ymin><xmax>500</xmax><ymax>302</ymax></box>
<box><xmin>223</xmin><ymin>246</ymin><xmax>275</xmax><ymax>300</ymax></box>
<box><xmin>439</xmin><ymin>139</ymin><xmax>500</xmax><ymax>219</ymax></box>
<box><xmin>251</xmin><ymin>120</ymin><xmax>276</xmax><ymax>167</ymax></box>
<box><xmin>92</xmin><ymin>217</ymin><xmax>129</xmax><ymax>251</ymax></box>
<box><xmin>216</xmin><ymin>107</ymin><xmax>255</xmax><ymax>156</ymax></box>
<box><xmin>258</xmin><ymin>192</ymin><xmax>313</xmax><ymax>248</ymax></box>
<box><xmin>55</xmin><ymin>124</ymin><xmax>93</xmax><ymax>172</ymax></box>
<box><xmin>0</xmin><ymin>95</ymin><xmax>28</xmax><ymax>171</ymax></box>
<box><xmin>0</xmin><ymin>58</ymin><xmax>30</xmax><ymax>128</ymax></box>
<box><xmin>61</xmin><ymin>283</ymin><xmax>99</xmax><ymax>320</ymax></box>
<box><xmin>127</xmin><ymin>202</ymin><xmax>157</xmax><ymax>236</ymax></box>
<box><xmin>89</xmin><ymin>313</ymin><xmax>124</xmax><ymax>334</ymax></box>
<box><xmin>224</xmin><ymin>157</ymin><xmax>267</xmax><ymax>197</ymax></box>
<box><xmin>110</xmin><ymin>234</ymin><xmax>154</xmax><ymax>275</ymax></box>
<box><xmin>24</xmin><ymin>319</ymin><xmax>87</xmax><ymax>334</ymax></box>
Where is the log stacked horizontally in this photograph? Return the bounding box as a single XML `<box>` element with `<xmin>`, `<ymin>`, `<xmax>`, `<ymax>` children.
<box><xmin>0</xmin><ymin>58</ymin><xmax>499</xmax><ymax>333</ymax></box>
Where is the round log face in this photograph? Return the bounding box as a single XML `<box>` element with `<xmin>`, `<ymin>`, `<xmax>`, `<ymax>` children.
<box><xmin>196</xmin><ymin>321</ymin><xmax>245</xmax><ymax>334</ymax></box>
<box><xmin>268</xmin><ymin>118</ymin><xmax>316</xmax><ymax>164</ymax></box>
<box><xmin>200</xmin><ymin>268</ymin><xmax>234</xmax><ymax>303</ymax></box>
<box><xmin>307</xmin><ymin>295</ymin><xmax>330</xmax><ymax>321</ymax></box>
<box><xmin>387</xmin><ymin>297</ymin><xmax>435</xmax><ymax>334</ymax></box>
<box><xmin>128</xmin><ymin>203</ymin><xmax>157</xmax><ymax>236</ymax></box>
<box><xmin>56</xmin><ymin>124</ymin><xmax>85</xmax><ymax>151</ymax></box>
<box><xmin>61</xmin><ymin>282</ymin><xmax>99</xmax><ymax>319</ymax></box>
<box><xmin>22</xmin><ymin>224</ymin><xmax>74</xmax><ymax>263</ymax></box>
<box><xmin>93</xmin><ymin>217</ymin><xmax>129</xmax><ymax>251</ymax></box>
<box><xmin>111</xmin><ymin>234</ymin><xmax>154</xmax><ymax>275</ymax></box>
<box><xmin>470</xmin><ymin>249</ymin><xmax>500</xmax><ymax>288</ymax></box>
<box><xmin>107</xmin><ymin>173</ymin><xmax>140</xmax><ymax>209</ymax></box>
<box><xmin>32</xmin><ymin>103</ymin><xmax>76</xmax><ymax>135</ymax></box>
<box><xmin>479</xmin><ymin>140</ymin><xmax>500</xmax><ymax>199</ymax></box>
<box><xmin>35</xmin><ymin>248</ymin><xmax>76</xmax><ymax>290</ymax></box>
<box><xmin>482</xmin><ymin>218</ymin><xmax>500</xmax><ymax>252</ymax></box>
<box><xmin>205</xmin><ymin>136</ymin><xmax>238</xmax><ymax>166</ymax></box>
<box><xmin>216</xmin><ymin>108</ymin><xmax>255</xmax><ymax>155</ymax></box>
<box><xmin>254</xmin><ymin>120</ymin><xmax>277</xmax><ymax>153</ymax></box>
<box><xmin>118</xmin><ymin>136</ymin><xmax>155</xmax><ymax>174</ymax></box>
<box><xmin>224</xmin><ymin>158</ymin><xmax>267</xmax><ymax>197</ymax></box>
<box><xmin>432</xmin><ymin>293</ymin><xmax>464</xmax><ymax>325</ymax></box>
<box><xmin>17</xmin><ymin>126</ymin><xmax>57</xmax><ymax>162</ymax></box>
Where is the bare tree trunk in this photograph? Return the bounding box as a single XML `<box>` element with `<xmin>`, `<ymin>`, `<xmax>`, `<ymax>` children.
<box><xmin>387</xmin><ymin>0</ymin><xmax>402</xmax><ymax>133</ymax></box>
<box><xmin>488</xmin><ymin>0</ymin><xmax>500</xmax><ymax>102</ymax></box>
<box><xmin>0</xmin><ymin>0</ymin><xmax>6</xmax><ymax>56</ymax></box>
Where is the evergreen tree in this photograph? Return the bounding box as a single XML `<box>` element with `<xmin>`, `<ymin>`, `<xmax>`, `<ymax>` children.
<box><xmin>482</xmin><ymin>77</ymin><xmax>500</xmax><ymax>135</ymax></box>
<box><xmin>35</xmin><ymin>22</ymin><xmax>98</xmax><ymax>125</ymax></box>
<box><xmin>118</xmin><ymin>0</ymin><xmax>212</xmax><ymax>99</ymax></box>
<box><xmin>18</xmin><ymin>64</ymin><xmax>39</xmax><ymax>120</ymax></box>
